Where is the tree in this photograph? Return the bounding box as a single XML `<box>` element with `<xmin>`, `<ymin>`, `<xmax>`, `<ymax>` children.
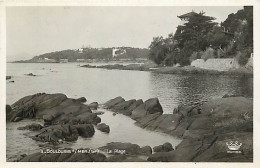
<box><xmin>174</xmin><ymin>12</ymin><xmax>217</xmax><ymax>51</ymax></box>
<box><xmin>148</xmin><ymin>36</ymin><xmax>168</xmax><ymax>65</ymax></box>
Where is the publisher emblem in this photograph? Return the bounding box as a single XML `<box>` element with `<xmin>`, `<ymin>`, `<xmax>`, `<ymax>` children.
<box><xmin>226</xmin><ymin>141</ymin><xmax>242</xmax><ymax>153</ymax></box>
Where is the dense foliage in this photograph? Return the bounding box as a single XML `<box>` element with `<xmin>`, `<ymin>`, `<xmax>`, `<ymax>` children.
<box><xmin>148</xmin><ymin>6</ymin><xmax>253</xmax><ymax>66</ymax></box>
<box><xmin>30</xmin><ymin>47</ymin><xmax>149</xmax><ymax>62</ymax></box>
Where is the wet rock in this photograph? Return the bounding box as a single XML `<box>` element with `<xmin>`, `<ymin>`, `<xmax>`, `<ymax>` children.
<box><xmin>97</xmin><ymin>123</ymin><xmax>110</xmax><ymax>133</ymax></box>
<box><xmin>25</xmin><ymin>73</ymin><xmax>36</xmax><ymax>76</ymax></box>
<box><xmin>140</xmin><ymin>146</ymin><xmax>152</xmax><ymax>155</ymax></box>
<box><xmin>6</xmin><ymin>76</ymin><xmax>11</xmax><ymax>80</ymax></box>
<box><xmin>8</xmin><ymin>93</ymin><xmax>99</xmax><ymax>126</ymax></box>
<box><xmin>17</xmin><ymin>123</ymin><xmax>43</xmax><ymax>131</ymax></box>
<box><xmin>94</xmin><ymin>111</ymin><xmax>104</xmax><ymax>115</ymax></box>
<box><xmin>76</xmin><ymin>97</ymin><xmax>87</xmax><ymax>103</ymax></box>
<box><xmin>112</xmin><ymin>112</ymin><xmax>117</xmax><ymax>116</ymax></box>
<box><xmin>103</xmin><ymin>96</ymin><xmax>125</xmax><ymax>109</ymax></box>
<box><xmin>88</xmin><ymin>102</ymin><xmax>98</xmax><ymax>110</ymax></box>
<box><xmin>32</xmin><ymin>124</ymin><xmax>79</xmax><ymax>142</ymax></box>
<box><xmin>131</xmin><ymin>98</ymin><xmax>163</xmax><ymax>120</ymax></box>
<box><xmin>111</xmin><ymin>99</ymin><xmax>136</xmax><ymax>112</ymax></box>
<box><xmin>75</xmin><ymin>124</ymin><xmax>95</xmax><ymax>138</ymax></box>
<box><xmin>153</xmin><ymin>143</ymin><xmax>173</xmax><ymax>153</ymax></box>
<box><xmin>13</xmin><ymin>117</ymin><xmax>23</xmax><ymax>122</ymax></box>
<box><xmin>127</xmin><ymin>99</ymin><xmax>143</xmax><ymax>112</ymax></box>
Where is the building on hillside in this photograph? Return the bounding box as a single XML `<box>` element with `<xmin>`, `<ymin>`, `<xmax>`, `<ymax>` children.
<box><xmin>40</xmin><ymin>58</ymin><xmax>56</xmax><ymax>63</ymax></box>
<box><xmin>112</xmin><ymin>48</ymin><xmax>126</xmax><ymax>57</ymax></box>
<box><xmin>177</xmin><ymin>11</ymin><xmax>198</xmax><ymax>25</ymax></box>
<box><xmin>79</xmin><ymin>48</ymin><xmax>83</xmax><ymax>53</ymax></box>
<box><xmin>60</xmin><ymin>59</ymin><xmax>68</xmax><ymax>63</ymax></box>
<box><xmin>76</xmin><ymin>59</ymin><xmax>85</xmax><ymax>62</ymax></box>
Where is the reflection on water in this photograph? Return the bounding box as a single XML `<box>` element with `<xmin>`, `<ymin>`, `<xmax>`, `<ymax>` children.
<box><xmin>7</xmin><ymin>63</ymin><xmax>253</xmax><ymax>114</ymax></box>
<box><xmin>149</xmin><ymin>73</ymin><xmax>253</xmax><ymax>113</ymax></box>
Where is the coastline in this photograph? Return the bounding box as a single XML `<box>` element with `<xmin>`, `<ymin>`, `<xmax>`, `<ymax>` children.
<box><xmin>80</xmin><ymin>63</ymin><xmax>253</xmax><ymax>76</ymax></box>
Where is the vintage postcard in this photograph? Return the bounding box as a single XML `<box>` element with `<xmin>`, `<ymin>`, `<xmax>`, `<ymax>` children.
<box><xmin>0</xmin><ymin>0</ymin><xmax>259</xmax><ymax>168</ymax></box>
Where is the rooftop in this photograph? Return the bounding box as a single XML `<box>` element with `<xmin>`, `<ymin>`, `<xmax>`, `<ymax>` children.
<box><xmin>177</xmin><ymin>11</ymin><xmax>198</xmax><ymax>19</ymax></box>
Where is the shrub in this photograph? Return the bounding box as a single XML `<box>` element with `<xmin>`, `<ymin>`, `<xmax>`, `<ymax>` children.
<box><xmin>201</xmin><ymin>47</ymin><xmax>216</xmax><ymax>61</ymax></box>
<box><xmin>236</xmin><ymin>47</ymin><xmax>252</xmax><ymax>66</ymax></box>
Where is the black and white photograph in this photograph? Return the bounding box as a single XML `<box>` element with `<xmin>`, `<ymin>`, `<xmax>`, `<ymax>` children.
<box><xmin>0</xmin><ymin>0</ymin><xmax>259</xmax><ymax>167</ymax></box>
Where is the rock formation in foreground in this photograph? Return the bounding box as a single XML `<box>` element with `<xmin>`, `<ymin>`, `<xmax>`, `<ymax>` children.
<box><xmin>103</xmin><ymin>96</ymin><xmax>253</xmax><ymax>162</ymax></box>
<box><xmin>7</xmin><ymin>93</ymin><xmax>253</xmax><ymax>162</ymax></box>
<box><xmin>7</xmin><ymin>93</ymin><xmax>101</xmax><ymax>143</ymax></box>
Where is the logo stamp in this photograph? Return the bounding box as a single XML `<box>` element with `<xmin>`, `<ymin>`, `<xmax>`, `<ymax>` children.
<box><xmin>226</xmin><ymin>141</ymin><xmax>242</xmax><ymax>153</ymax></box>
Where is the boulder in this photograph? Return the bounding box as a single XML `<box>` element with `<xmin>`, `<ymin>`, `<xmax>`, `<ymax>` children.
<box><xmin>17</xmin><ymin>123</ymin><xmax>43</xmax><ymax>131</ymax></box>
<box><xmin>75</xmin><ymin>124</ymin><xmax>95</xmax><ymax>138</ymax></box>
<box><xmin>25</xmin><ymin>73</ymin><xmax>36</xmax><ymax>76</ymax></box>
<box><xmin>97</xmin><ymin>123</ymin><xmax>110</xmax><ymax>133</ymax></box>
<box><xmin>153</xmin><ymin>143</ymin><xmax>173</xmax><ymax>153</ymax></box>
<box><xmin>103</xmin><ymin>96</ymin><xmax>125</xmax><ymax>109</ymax></box>
<box><xmin>99</xmin><ymin>142</ymin><xmax>149</xmax><ymax>156</ymax></box>
<box><xmin>127</xmin><ymin>99</ymin><xmax>143</xmax><ymax>112</ymax></box>
<box><xmin>8</xmin><ymin>93</ymin><xmax>100</xmax><ymax>126</ymax></box>
<box><xmin>140</xmin><ymin>146</ymin><xmax>152</xmax><ymax>155</ymax></box>
<box><xmin>94</xmin><ymin>111</ymin><xmax>104</xmax><ymax>115</ymax></box>
<box><xmin>76</xmin><ymin>97</ymin><xmax>87</xmax><ymax>103</ymax></box>
<box><xmin>131</xmin><ymin>98</ymin><xmax>163</xmax><ymax>120</ymax></box>
<box><xmin>32</xmin><ymin>124</ymin><xmax>79</xmax><ymax>142</ymax></box>
<box><xmin>88</xmin><ymin>102</ymin><xmax>98</xmax><ymax>110</ymax></box>
<box><xmin>6</xmin><ymin>76</ymin><xmax>11</xmax><ymax>80</ymax></box>
<box><xmin>111</xmin><ymin>99</ymin><xmax>136</xmax><ymax>112</ymax></box>
<box><xmin>13</xmin><ymin>117</ymin><xmax>23</xmax><ymax>122</ymax></box>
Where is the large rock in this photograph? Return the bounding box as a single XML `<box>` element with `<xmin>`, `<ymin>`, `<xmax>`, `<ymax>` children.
<box><xmin>103</xmin><ymin>96</ymin><xmax>125</xmax><ymax>109</ymax></box>
<box><xmin>32</xmin><ymin>124</ymin><xmax>79</xmax><ymax>142</ymax></box>
<box><xmin>8</xmin><ymin>93</ymin><xmax>99</xmax><ymax>126</ymax></box>
<box><xmin>97</xmin><ymin>123</ymin><xmax>110</xmax><ymax>133</ymax></box>
<box><xmin>75</xmin><ymin>124</ymin><xmax>95</xmax><ymax>138</ymax></box>
<box><xmin>131</xmin><ymin>98</ymin><xmax>163</xmax><ymax>120</ymax></box>
<box><xmin>76</xmin><ymin>97</ymin><xmax>87</xmax><ymax>103</ymax></box>
<box><xmin>88</xmin><ymin>102</ymin><xmax>98</xmax><ymax>110</ymax></box>
<box><xmin>147</xmin><ymin>97</ymin><xmax>253</xmax><ymax>162</ymax></box>
<box><xmin>153</xmin><ymin>143</ymin><xmax>174</xmax><ymax>153</ymax></box>
<box><xmin>6</xmin><ymin>76</ymin><xmax>11</xmax><ymax>80</ymax></box>
<box><xmin>25</xmin><ymin>73</ymin><xmax>36</xmax><ymax>76</ymax></box>
<box><xmin>111</xmin><ymin>99</ymin><xmax>136</xmax><ymax>112</ymax></box>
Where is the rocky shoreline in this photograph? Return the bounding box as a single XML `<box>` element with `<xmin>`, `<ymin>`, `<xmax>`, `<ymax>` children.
<box><xmin>80</xmin><ymin>63</ymin><xmax>253</xmax><ymax>76</ymax></box>
<box><xmin>6</xmin><ymin>93</ymin><xmax>253</xmax><ymax>162</ymax></box>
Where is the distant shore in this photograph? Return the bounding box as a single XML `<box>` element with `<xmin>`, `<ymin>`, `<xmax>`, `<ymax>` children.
<box><xmin>80</xmin><ymin>63</ymin><xmax>253</xmax><ymax>76</ymax></box>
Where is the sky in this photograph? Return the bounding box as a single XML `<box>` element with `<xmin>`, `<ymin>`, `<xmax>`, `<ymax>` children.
<box><xmin>6</xmin><ymin>6</ymin><xmax>243</xmax><ymax>61</ymax></box>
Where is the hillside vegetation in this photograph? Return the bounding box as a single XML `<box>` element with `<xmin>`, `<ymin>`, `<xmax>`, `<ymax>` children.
<box><xmin>28</xmin><ymin>47</ymin><xmax>149</xmax><ymax>62</ymax></box>
<box><xmin>149</xmin><ymin>6</ymin><xmax>253</xmax><ymax>66</ymax></box>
